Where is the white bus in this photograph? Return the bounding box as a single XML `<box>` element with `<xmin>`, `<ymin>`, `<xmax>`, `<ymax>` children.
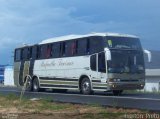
<box><xmin>14</xmin><ymin>33</ymin><xmax>146</xmax><ymax>95</ymax></box>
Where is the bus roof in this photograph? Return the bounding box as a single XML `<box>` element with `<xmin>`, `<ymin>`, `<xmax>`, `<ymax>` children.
<box><xmin>39</xmin><ymin>32</ymin><xmax>138</xmax><ymax>44</ymax></box>
<box><xmin>16</xmin><ymin>32</ymin><xmax>138</xmax><ymax>48</ymax></box>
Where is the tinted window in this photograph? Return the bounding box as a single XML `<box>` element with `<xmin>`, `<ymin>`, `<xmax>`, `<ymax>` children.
<box><xmin>22</xmin><ymin>48</ymin><xmax>26</xmax><ymax>60</ymax></box>
<box><xmin>61</xmin><ymin>42</ymin><xmax>66</xmax><ymax>56</ymax></box>
<box><xmin>69</xmin><ymin>40</ymin><xmax>78</xmax><ymax>56</ymax></box>
<box><xmin>66</xmin><ymin>40</ymin><xmax>74</xmax><ymax>56</ymax></box>
<box><xmin>105</xmin><ymin>36</ymin><xmax>142</xmax><ymax>50</ymax></box>
<box><xmin>98</xmin><ymin>52</ymin><xmax>106</xmax><ymax>73</ymax></box>
<box><xmin>90</xmin><ymin>54</ymin><xmax>97</xmax><ymax>71</ymax></box>
<box><xmin>37</xmin><ymin>46</ymin><xmax>41</xmax><ymax>59</ymax></box>
<box><xmin>74</xmin><ymin>40</ymin><xmax>78</xmax><ymax>55</ymax></box>
<box><xmin>32</xmin><ymin>46</ymin><xmax>38</xmax><ymax>59</ymax></box>
<box><xmin>77</xmin><ymin>38</ymin><xmax>89</xmax><ymax>55</ymax></box>
<box><xmin>29</xmin><ymin>47</ymin><xmax>32</xmax><ymax>59</ymax></box>
<box><xmin>40</xmin><ymin>45</ymin><xmax>47</xmax><ymax>59</ymax></box>
<box><xmin>46</xmin><ymin>44</ymin><xmax>52</xmax><ymax>58</ymax></box>
<box><xmin>90</xmin><ymin>36</ymin><xmax>104</xmax><ymax>54</ymax></box>
<box><xmin>52</xmin><ymin>42</ymin><xmax>60</xmax><ymax>58</ymax></box>
<box><xmin>22</xmin><ymin>47</ymin><xmax>31</xmax><ymax>60</ymax></box>
<box><xmin>86</xmin><ymin>38</ymin><xmax>90</xmax><ymax>54</ymax></box>
<box><xmin>15</xmin><ymin>49</ymin><xmax>21</xmax><ymax>61</ymax></box>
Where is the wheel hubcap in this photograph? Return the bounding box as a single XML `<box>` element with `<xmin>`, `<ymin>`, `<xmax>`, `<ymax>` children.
<box><xmin>27</xmin><ymin>81</ymin><xmax>31</xmax><ymax>87</ymax></box>
<box><xmin>83</xmin><ymin>81</ymin><xmax>90</xmax><ymax>92</ymax></box>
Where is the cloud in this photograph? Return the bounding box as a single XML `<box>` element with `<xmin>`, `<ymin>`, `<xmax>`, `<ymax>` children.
<box><xmin>0</xmin><ymin>37</ymin><xmax>20</xmax><ymax>49</ymax></box>
<box><xmin>0</xmin><ymin>0</ymin><xmax>160</xmax><ymax>64</ymax></box>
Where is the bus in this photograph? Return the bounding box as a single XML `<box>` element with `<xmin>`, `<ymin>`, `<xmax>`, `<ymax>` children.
<box><xmin>0</xmin><ymin>65</ymin><xmax>5</xmax><ymax>84</ymax></box>
<box><xmin>14</xmin><ymin>33</ymin><xmax>147</xmax><ymax>95</ymax></box>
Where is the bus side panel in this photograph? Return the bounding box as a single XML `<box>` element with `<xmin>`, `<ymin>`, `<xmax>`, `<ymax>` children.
<box><xmin>14</xmin><ymin>62</ymin><xmax>21</xmax><ymax>86</ymax></box>
<box><xmin>33</xmin><ymin>56</ymin><xmax>90</xmax><ymax>89</ymax></box>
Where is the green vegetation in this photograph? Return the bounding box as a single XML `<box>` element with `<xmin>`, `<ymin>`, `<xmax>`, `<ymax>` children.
<box><xmin>0</xmin><ymin>93</ymin><xmax>157</xmax><ymax>119</ymax></box>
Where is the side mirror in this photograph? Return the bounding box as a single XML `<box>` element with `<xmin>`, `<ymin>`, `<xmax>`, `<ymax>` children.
<box><xmin>104</xmin><ymin>48</ymin><xmax>111</xmax><ymax>61</ymax></box>
<box><xmin>143</xmin><ymin>49</ymin><xmax>152</xmax><ymax>62</ymax></box>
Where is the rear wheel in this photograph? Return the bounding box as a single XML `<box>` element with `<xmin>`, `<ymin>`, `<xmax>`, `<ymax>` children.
<box><xmin>113</xmin><ymin>90</ymin><xmax>123</xmax><ymax>96</ymax></box>
<box><xmin>24</xmin><ymin>76</ymin><xmax>32</xmax><ymax>91</ymax></box>
<box><xmin>81</xmin><ymin>77</ymin><xmax>93</xmax><ymax>95</ymax></box>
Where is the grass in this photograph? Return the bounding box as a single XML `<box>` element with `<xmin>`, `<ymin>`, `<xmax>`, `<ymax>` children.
<box><xmin>0</xmin><ymin>94</ymin><xmax>70</xmax><ymax>111</ymax></box>
<box><xmin>38</xmin><ymin>99</ymin><xmax>70</xmax><ymax>111</ymax></box>
<box><xmin>0</xmin><ymin>93</ymin><xmax>158</xmax><ymax>119</ymax></box>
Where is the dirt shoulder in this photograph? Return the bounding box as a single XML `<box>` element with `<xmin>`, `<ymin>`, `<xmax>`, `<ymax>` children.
<box><xmin>0</xmin><ymin>94</ymin><xmax>159</xmax><ymax>119</ymax></box>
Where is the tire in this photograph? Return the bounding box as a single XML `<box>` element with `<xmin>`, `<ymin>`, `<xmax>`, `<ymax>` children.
<box><xmin>81</xmin><ymin>77</ymin><xmax>93</xmax><ymax>95</ymax></box>
<box><xmin>113</xmin><ymin>90</ymin><xmax>123</xmax><ymax>96</ymax></box>
<box><xmin>25</xmin><ymin>76</ymin><xmax>32</xmax><ymax>92</ymax></box>
<box><xmin>32</xmin><ymin>78</ymin><xmax>41</xmax><ymax>92</ymax></box>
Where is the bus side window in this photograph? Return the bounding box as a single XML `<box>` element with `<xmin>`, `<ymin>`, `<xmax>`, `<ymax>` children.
<box><xmin>23</xmin><ymin>47</ymin><xmax>31</xmax><ymax>60</ymax></box>
<box><xmin>77</xmin><ymin>38</ymin><xmax>89</xmax><ymax>56</ymax></box>
<box><xmin>36</xmin><ymin>46</ymin><xmax>41</xmax><ymax>59</ymax></box>
<box><xmin>90</xmin><ymin>54</ymin><xmax>97</xmax><ymax>71</ymax></box>
<box><xmin>40</xmin><ymin>45</ymin><xmax>47</xmax><ymax>59</ymax></box>
<box><xmin>15</xmin><ymin>49</ymin><xmax>21</xmax><ymax>61</ymax></box>
<box><xmin>23</xmin><ymin>48</ymin><xmax>29</xmax><ymax>60</ymax></box>
<box><xmin>52</xmin><ymin>42</ymin><xmax>60</xmax><ymax>58</ymax></box>
<box><xmin>86</xmin><ymin>38</ymin><xmax>90</xmax><ymax>54</ymax></box>
<box><xmin>46</xmin><ymin>44</ymin><xmax>52</xmax><ymax>58</ymax></box>
<box><xmin>71</xmin><ymin>40</ymin><xmax>77</xmax><ymax>56</ymax></box>
<box><xmin>32</xmin><ymin>46</ymin><xmax>38</xmax><ymax>59</ymax></box>
<box><xmin>27</xmin><ymin>47</ymin><xmax>30</xmax><ymax>60</ymax></box>
<box><xmin>98</xmin><ymin>52</ymin><xmax>106</xmax><ymax>73</ymax></box>
<box><xmin>75</xmin><ymin>40</ymin><xmax>78</xmax><ymax>55</ymax></box>
<box><xmin>21</xmin><ymin>48</ymin><xmax>27</xmax><ymax>60</ymax></box>
<box><xmin>61</xmin><ymin>42</ymin><xmax>66</xmax><ymax>57</ymax></box>
<box><xmin>66</xmin><ymin>40</ymin><xmax>74</xmax><ymax>57</ymax></box>
<box><xmin>29</xmin><ymin>47</ymin><xmax>32</xmax><ymax>59</ymax></box>
<box><xmin>90</xmin><ymin>36</ymin><xmax>103</xmax><ymax>54</ymax></box>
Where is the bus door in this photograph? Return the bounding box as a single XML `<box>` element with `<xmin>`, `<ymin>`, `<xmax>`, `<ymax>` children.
<box><xmin>97</xmin><ymin>52</ymin><xmax>107</xmax><ymax>83</ymax></box>
<box><xmin>90</xmin><ymin>54</ymin><xmax>98</xmax><ymax>81</ymax></box>
<box><xmin>90</xmin><ymin>52</ymin><xmax>107</xmax><ymax>83</ymax></box>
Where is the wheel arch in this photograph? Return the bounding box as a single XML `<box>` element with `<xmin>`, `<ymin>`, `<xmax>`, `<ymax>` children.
<box><xmin>24</xmin><ymin>75</ymin><xmax>32</xmax><ymax>83</ymax></box>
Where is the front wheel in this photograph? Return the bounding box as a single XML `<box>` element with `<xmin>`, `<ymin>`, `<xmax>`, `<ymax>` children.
<box><xmin>32</xmin><ymin>78</ymin><xmax>43</xmax><ymax>92</ymax></box>
<box><xmin>81</xmin><ymin>77</ymin><xmax>93</xmax><ymax>95</ymax></box>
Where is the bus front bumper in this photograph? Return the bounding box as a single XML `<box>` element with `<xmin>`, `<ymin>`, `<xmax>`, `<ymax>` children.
<box><xmin>108</xmin><ymin>82</ymin><xmax>145</xmax><ymax>90</ymax></box>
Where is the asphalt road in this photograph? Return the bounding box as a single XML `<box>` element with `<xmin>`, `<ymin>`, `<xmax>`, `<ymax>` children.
<box><xmin>0</xmin><ymin>86</ymin><xmax>160</xmax><ymax>111</ymax></box>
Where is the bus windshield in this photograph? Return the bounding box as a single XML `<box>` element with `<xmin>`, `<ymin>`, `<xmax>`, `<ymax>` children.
<box><xmin>107</xmin><ymin>49</ymin><xmax>145</xmax><ymax>74</ymax></box>
<box><xmin>105</xmin><ymin>36</ymin><xmax>142</xmax><ymax>50</ymax></box>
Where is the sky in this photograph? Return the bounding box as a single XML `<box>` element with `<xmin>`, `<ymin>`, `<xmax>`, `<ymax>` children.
<box><xmin>0</xmin><ymin>0</ymin><xmax>160</xmax><ymax>64</ymax></box>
